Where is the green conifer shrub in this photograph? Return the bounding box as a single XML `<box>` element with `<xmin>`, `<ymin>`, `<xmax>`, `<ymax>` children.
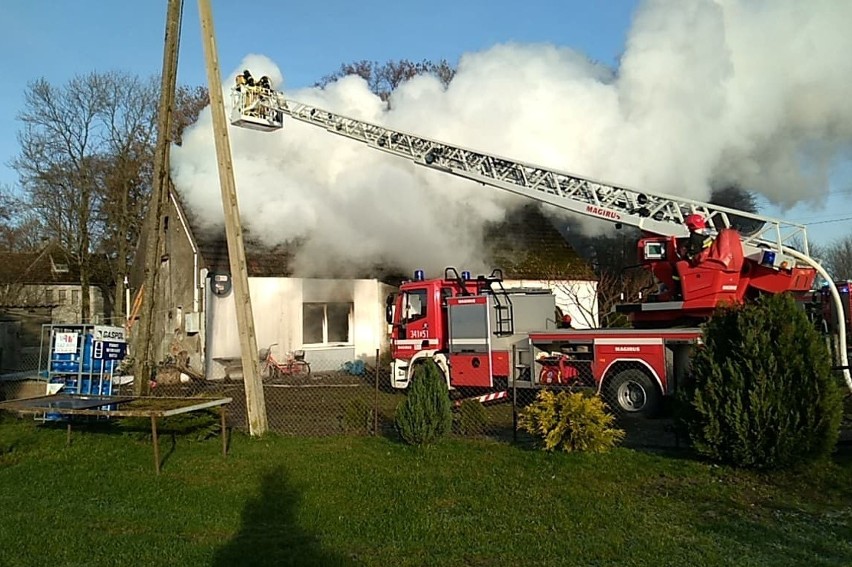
<box><xmin>518</xmin><ymin>390</ymin><xmax>625</xmax><ymax>452</ymax></box>
<box><xmin>395</xmin><ymin>359</ymin><xmax>452</xmax><ymax>446</ymax></box>
<box><xmin>681</xmin><ymin>293</ymin><xmax>843</xmax><ymax>469</ymax></box>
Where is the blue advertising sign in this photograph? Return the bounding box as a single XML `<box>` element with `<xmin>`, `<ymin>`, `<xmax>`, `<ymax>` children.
<box><xmin>93</xmin><ymin>340</ymin><xmax>127</xmax><ymax>360</ymax></box>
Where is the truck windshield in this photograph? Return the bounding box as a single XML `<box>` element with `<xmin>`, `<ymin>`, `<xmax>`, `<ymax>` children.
<box><xmin>403</xmin><ymin>289</ymin><xmax>428</xmax><ymax>323</ymax></box>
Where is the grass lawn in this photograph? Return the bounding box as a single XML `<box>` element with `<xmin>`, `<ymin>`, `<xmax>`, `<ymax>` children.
<box><xmin>0</xmin><ymin>414</ymin><xmax>850</xmax><ymax>567</ymax></box>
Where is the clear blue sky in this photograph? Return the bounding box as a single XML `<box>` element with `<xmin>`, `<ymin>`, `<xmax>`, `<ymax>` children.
<box><xmin>1</xmin><ymin>0</ymin><xmax>849</xmax><ymax>245</ymax></box>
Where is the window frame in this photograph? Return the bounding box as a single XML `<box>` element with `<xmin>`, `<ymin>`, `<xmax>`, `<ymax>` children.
<box><xmin>302</xmin><ymin>301</ymin><xmax>354</xmax><ymax>346</ymax></box>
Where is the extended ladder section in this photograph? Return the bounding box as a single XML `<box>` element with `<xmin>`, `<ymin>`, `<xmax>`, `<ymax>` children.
<box><xmin>229</xmin><ymin>87</ymin><xmax>810</xmax><ymax>272</ymax></box>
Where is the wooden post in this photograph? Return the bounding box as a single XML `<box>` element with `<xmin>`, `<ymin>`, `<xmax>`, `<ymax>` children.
<box><xmin>134</xmin><ymin>0</ymin><xmax>182</xmax><ymax>396</ymax></box>
<box><xmin>197</xmin><ymin>0</ymin><xmax>268</xmax><ymax>435</ymax></box>
<box><xmin>151</xmin><ymin>415</ymin><xmax>161</xmax><ymax>475</ymax></box>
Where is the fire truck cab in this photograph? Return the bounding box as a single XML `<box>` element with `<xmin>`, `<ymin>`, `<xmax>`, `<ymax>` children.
<box><xmin>388</xmin><ymin>267</ymin><xmax>554</xmax><ymax>390</ymax></box>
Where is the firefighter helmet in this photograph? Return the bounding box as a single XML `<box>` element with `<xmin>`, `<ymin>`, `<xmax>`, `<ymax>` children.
<box><xmin>684</xmin><ymin>214</ymin><xmax>707</xmax><ymax>232</ymax></box>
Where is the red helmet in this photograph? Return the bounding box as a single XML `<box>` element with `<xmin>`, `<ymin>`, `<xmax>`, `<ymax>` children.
<box><xmin>684</xmin><ymin>214</ymin><xmax>707</xmax><ymax>232</ymax></box>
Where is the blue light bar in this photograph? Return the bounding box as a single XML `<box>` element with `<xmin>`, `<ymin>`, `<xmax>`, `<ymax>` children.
<box><xmin>461</xmin><ymin>271</ymin><xmax>471</xmax><ymax>280</ymax></box>
<box><xmin>413</xmin><ymin>269</ymin><xmax>425</xmax><ymax>281</ymax></box>
<box><xmin>761</xmin><ymin>250</ymin><xmax>776</xmax><ymax>267</ymax></box>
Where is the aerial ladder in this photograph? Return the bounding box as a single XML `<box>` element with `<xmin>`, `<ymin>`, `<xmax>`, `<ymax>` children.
<box><xmin>228</xmin><ymin>79</ymin><xmax>851</xmax><ymax>390</ymax></box>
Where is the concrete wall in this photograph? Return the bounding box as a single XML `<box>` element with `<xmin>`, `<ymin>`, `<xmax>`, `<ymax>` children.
<box><xmin>3</xmin><ymin>283</ymin><xmax>110</xmax><ymax>325</ymax></box>
<box><xmin>48</xmin><ymin>284</ymin><xmax>110</xmax><ymax>324</ymax></box>
<box><xmin>205</xmin><ymin>277</ymin><xmax>391</xmax><ymax>376</ymax></box>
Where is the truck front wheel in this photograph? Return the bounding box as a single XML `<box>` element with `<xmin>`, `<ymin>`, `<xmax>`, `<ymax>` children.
<box><xmin>604</xmin><ymin>369</ymin><xmax>660</xmax><ymax>418</ymax></box>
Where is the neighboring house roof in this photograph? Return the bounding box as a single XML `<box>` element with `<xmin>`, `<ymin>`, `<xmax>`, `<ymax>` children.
<box><xmin>0</xmin><ymin>242</ymin><xmax>111</xmax><ymax>286</ymax></box>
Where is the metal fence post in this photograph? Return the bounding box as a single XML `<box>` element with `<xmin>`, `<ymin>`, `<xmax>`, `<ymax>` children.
<box><xmin>512</xmin><ymin>345</ymin><xmax>518</xmax><ymax>443</ymax></box>
<box><xmin>374</xmin><ymin>348</ymin><xmax>380</xmax><ymax>436</ymax></box>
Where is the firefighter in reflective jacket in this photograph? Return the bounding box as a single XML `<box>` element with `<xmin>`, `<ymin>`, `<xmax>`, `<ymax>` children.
<box><xmin>681</xmin><ymin>214</ymin><xmax>714</xmax><ymax>260</ymax></box>
<box><xmin>672</xmin><ymin>214</ymin><xmax>714</xmax><ymax>298</ymax></box>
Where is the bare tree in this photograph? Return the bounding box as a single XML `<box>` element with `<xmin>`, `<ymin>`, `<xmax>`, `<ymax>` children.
<box><xmin>13</xmin><ymin>74</ymin><xmax>110</xmax><ymax>322</ymax></box>
<box><xmin>172</xmin><ymin>85</ymin><xmax>209</xmax><ymax>146</ymax></box>
<box><xmin>551</xmin><ymin>269</ymin><xmax>654</xmax><ymax>328</ymax></box>
<box><xmin>11</xmin><ymin>73</ymin><xmax>208</xmax><ymax>324</ymax></box>
<box><xmin>822</xmin><ymin>234</ymin><xmax>852</xmax><ymax>280</ymax></box>
<box><xmin>97</xmin><ymin>72</ymin><xmax>160</xmax><ymax>321</ymax></box>
<box><xmin>0</xmin><ymin>185</ymin><xmax>25</xmax><ymax>252</ymax></box>
<box><xmin>316</xmin><ymin>59</ymin><xmax>456</xmax><ymax>103</ymax></box>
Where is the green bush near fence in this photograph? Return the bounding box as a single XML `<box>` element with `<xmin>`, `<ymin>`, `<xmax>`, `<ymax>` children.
<box><xmin>395</xmin><ymin>358</ymin><xmax>452</xmax><ymax>446</ymax></box>
<box><xmin>680</xmin><ymin>293</ymin><xmax>843</xmax><ymax>470</ymax></box>
<box><xmin>342</xmin><ymin>398</ymin><xmax>373</xmax><ymax>434</ymax></box>
<box><xmin>518</xmin><ymin>389</ymin><xmax>625</xmax><ymax>453</ymax></box>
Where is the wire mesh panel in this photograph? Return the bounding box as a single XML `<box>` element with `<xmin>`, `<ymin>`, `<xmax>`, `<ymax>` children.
<box><xmin>449</xmin><ymin>386</ymin><xmax>516</xmax><ymax>440</ymax></box>
<box><xmin>144</xmin><ymin>349</ymin><xmax>681</xmax><ymax>450</ymax></box>
<box><xmin>260</xmin><ymin>355</ymin><xmax>388</xmax><ymax>436</ymax></box>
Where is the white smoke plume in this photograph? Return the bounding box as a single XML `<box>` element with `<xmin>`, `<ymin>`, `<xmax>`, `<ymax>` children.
<box><xmin>171</xmin><ymin>0</ymin><xmax>852</xmax><ymax>277</ymax></box>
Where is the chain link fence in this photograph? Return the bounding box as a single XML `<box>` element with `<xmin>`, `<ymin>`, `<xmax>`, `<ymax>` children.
<box><xmin>139</xmin><ymin>347</ymin><xmax>683</xmax><ymax>450</ymax></box>
<box><xmin>1</xmin><ymin>317</ymin><xmax>49</xmax><ymax>379</ymax></box>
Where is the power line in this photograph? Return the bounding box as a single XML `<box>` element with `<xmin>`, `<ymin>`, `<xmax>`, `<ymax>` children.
<box><xmin>806</xmin><ymin>216</ymin><xmax>852</xmax><ymax>226</ymax></box>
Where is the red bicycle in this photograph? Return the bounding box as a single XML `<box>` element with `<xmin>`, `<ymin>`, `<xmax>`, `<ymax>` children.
<box><xmin>260</xmin><ymin>343</ymin><xmax>311</xmax><ymax>380</ymax></box>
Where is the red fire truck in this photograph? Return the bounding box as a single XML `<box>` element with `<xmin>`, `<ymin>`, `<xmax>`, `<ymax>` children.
<box><xmin>386</xmin><ymin>266</ymin><xmax>701</xmax><ymax>416</ymax></box>
<box><xmin>230</xmin><ymin>79</ymin><xmax>851</xmax><ymax>415</ymax></box>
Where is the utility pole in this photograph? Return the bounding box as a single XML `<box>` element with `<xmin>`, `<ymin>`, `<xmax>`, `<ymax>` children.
<box><xmin>198</xmin><ymin>0</ymin><xmax>268</xmax><ymax>435</ymax></box>
<box><xmin>134</xmin><ymin>0</ymin><xmax>182</xmax><ymax>396</ymax></box>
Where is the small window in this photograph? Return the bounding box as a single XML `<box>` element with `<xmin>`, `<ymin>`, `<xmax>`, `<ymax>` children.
<box><xmin>303</xmin><ymin>304</ymin><xmax>325</xmax><ymax>344</ymax></box>
<box><xmin>327</xmin><ymin>303</ymin><xmax>350</xmax><ymax>343</ymax></box>
<box><xmin>45</xmin><ymin>289</ymin><xmax>54</xmax><ymax>303</ymax></box>
<box><xmin>71</xmin><ymin>289</ymin><xmax>80</xmax><ymax>305</ymax></box>
<box><xmin>58</xmin><ymin>290</ymin><xmax>67</xmax><ymax>303</ymax></box>
<box><xmin>50</xmin><ymin>256</ymin><xmax>69</xmax><ymax>273</ymax></box>
<box><xmin>302</xmin><ymin>302</ymin><xmax>353</xmax><ymax>345</ymax></box>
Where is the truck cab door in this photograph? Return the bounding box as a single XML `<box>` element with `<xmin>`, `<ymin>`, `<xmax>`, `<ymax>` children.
<box><xmin>399</xmin><ymin>288</ymin><xmax>432</xmax><ymax>349</ymax></box>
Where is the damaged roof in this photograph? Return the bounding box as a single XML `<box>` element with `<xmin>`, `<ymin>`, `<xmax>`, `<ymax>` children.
<box><xmin>170</xmin><ymin>188</ymin><xmax>595</xmax><ymax>283</ymax></box>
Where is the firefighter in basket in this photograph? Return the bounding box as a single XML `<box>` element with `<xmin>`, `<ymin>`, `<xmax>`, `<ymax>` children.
<box><xmin>680</xmin><ymin>214</ymin><xmax>714</xmax><ymax>261</ymax></box>
<box><xmin>672</xmin><ymin>214</ymin><xmax>715</xmax><ymax>299</ymax></box>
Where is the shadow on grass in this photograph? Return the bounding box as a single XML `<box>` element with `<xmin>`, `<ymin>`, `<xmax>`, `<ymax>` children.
<box><xmin>213</xmin><ymin>466</ymin><xmax>355</xmax><ymax>567</ymax></box>
<box><xmin>683</xmin><ymin>476</ymin><xmax>852</xmax><ymax>566</ymax></box>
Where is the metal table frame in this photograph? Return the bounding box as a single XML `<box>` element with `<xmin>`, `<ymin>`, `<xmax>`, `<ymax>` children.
<box><xmin>0</xmin><ymin>395</ymin><xmax>233</xmax><ymax>474</ymax></box>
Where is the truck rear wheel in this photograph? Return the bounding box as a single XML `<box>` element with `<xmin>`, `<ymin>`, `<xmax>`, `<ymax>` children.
<box><xmin>605</xmin><ymin>369</ymin><xmax>660</xmax><ymax>418</ymax></box>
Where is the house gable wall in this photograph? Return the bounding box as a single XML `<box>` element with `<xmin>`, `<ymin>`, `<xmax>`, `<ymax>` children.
<box><xmin>130</xmin><ymin>193</ymin><xmax>205</xmax><ymax>371</ymax></box>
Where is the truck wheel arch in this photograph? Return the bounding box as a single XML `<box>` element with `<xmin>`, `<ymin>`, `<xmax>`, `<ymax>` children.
<box><xmin>406</xmin><ymin>351</ymin><xmax>451</xmax><ymax>389</ymax></box>
<box><xmin>601</xmin><ymin>362</ymin><xmax>662</xmax><ymax>418</ymax></box>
